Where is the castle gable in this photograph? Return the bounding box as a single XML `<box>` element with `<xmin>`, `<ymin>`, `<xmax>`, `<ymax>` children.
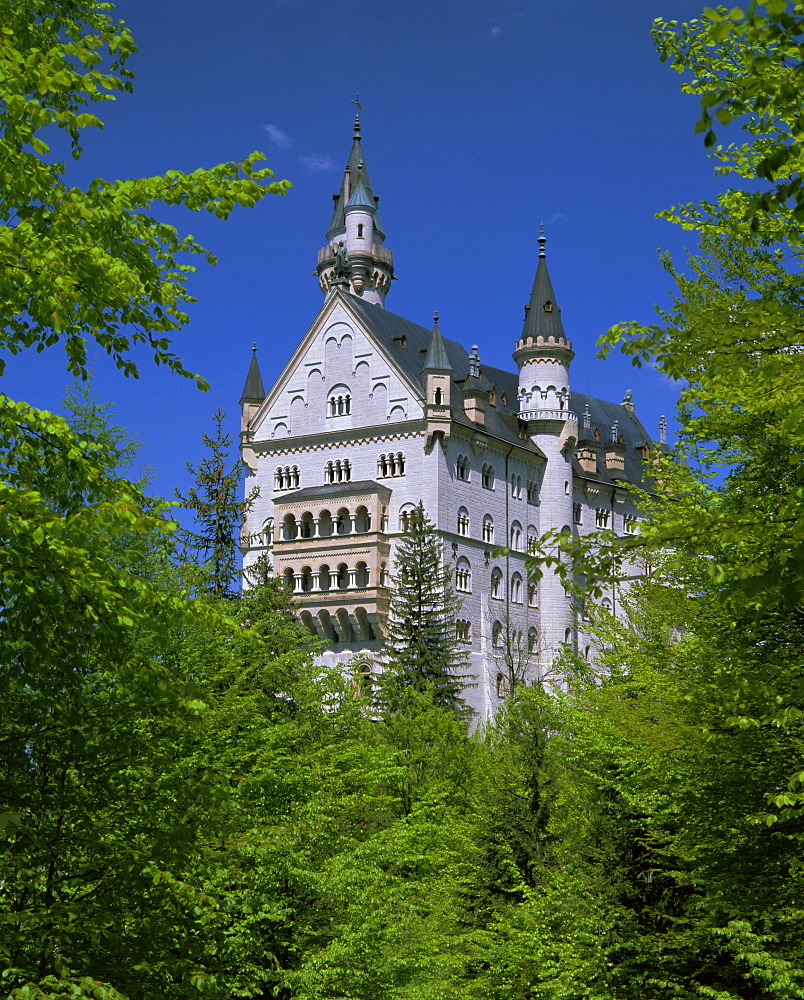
<box><xmin>250</xmin><ymin>292</ymin><xmax>426</xmax><ymax>442</ymax></box>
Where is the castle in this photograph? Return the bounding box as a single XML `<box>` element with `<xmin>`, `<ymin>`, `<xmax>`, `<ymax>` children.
<box><xmin>238</xmin><ymin>117</ymin><xmax>658</xmax><ymax>719</ymax></box>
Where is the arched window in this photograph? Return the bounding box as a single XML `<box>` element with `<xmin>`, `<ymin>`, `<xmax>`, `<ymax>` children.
<box><xmin>396</xmin><ymin>452</ymin><xmax>405</xmax><ymax>475</ymax></box>
<box><xmin>492</xmin><ymin>621</ymin><xmax>503</xmax><ymax>647</ymax></box>
<box><xmin>455</xmin><ymin>558</ymin><xmax>471</xmax><ymax>593</ymax></box>
<box><xmin>511</xmin><ymin>573</ymin><xmax>523</xmax><ymax>604</ymax></box>
<box><xmin>357</xmin><ymin>223</ymin><xmax>364</xmax><ymax>239</ymax></box>
<box><xmin>528</xmin><ymin>628</ymin><xmax>538</xmax><ymax>653</ymax></box>
<box><xmin>496</xmin><ymin>672</ymin><xmax>506</xmax><ymax>698</ymax></box>
<box><xmin>457</xmin><ymin>507</ymin><xmax>470</xmax><ymax>537</ymax></box>
<box><xmin>528</xmin><ymin>581</ymin><xmax>538</xmax><ymax>607</ymax></box>
<box><xmin>596</xmin><ymin>508</ymin><xmax>610</xmax><ymax>528</ymax></box>
<box><xmin>378</xmin><ymin>454</ymin><xmax>388</xmax><ymax>477</ymax></box>
<box><xmin>325</xmin><ymin>461</ymin><xmax>334</xmax><ymax>484</ymax></box>
<box><xmin>482</xmin><ymin>515</ymin><xmax>494</xmax><ymax>544</ymax></box>
<box><xmin>482</xmin><ymin>464</ymin><xmax>494</xmax><ymax>490</ymax></box>
<box><xmin>342</xmin><ymin>459</ymin><xmax>352</xmax><ymax>482</ymax></box>
<box><xmin>434</xmin><ymin>387</ymin><xmax>443</xmax><ymax>405</ymax></box>
<box><xmin>510</xmin><ymin>521</ymin><xmax>522</xmax><ymax>550</ymax></box>
<box><xmin>456</xmin><ymin>455</ymin><xmax>470</xmax><ymax>482</ymax></box>
<box><xmin>283</xmin><ymin>568</ymin><xmax>294</xmax><ymax>591</ymax></box>
<box><xmin>399</xmin><ymin>504</ymin><xmax>415</xmax><ymax>532</ymax></box>
<box><xmin>491</xmin><ymin>567</ymin><xmax>502</xmax><ymax>599</ymax></box>
<box><xmin>565</xmin><ymin>627</ymin><xmax>572</xmax><ymax>643</ymax></box>
<box><xmin>455</xmin><ymin>620</ymin><xmax>471</xmax><ymax>642</ymax></box>
<box><xmin>327</xmin><ymin>388</ymin><xmax>351</xmax><ymax>417</ymax></box>
<box><xmin>527</xmin><ymin>480</ymin><xmax>538</xmax><ymax>503</ymax></box>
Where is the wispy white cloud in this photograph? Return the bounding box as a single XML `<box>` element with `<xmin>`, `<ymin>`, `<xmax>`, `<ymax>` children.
<box><xmin>547</xmin><ymin>212</ymin><xmax>568</xmax><ymax>224</ymax></box>
<box><xmin>298</xmin><ymin>154</ymin><xmax>336</xmax><ymax>172</ymax></box>
<box><xmin>490</xmin><ymin>24</ymin><xmax>502</xmax><ymax>36</ymax></box>
<box><xmin>263</xmin><ymin>123</ymin><xmax>293</xmax><ymax>148</ymax></box>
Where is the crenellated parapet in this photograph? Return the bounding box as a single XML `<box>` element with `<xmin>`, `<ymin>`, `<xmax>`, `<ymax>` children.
<box><xmin>513</xmin><ymin>333</ymin><xmax>575</xmax><ymax>369</ymax></box>
<box><xmin>316</xmin><ymin>243</ymin><xmax>394</xmax><ymax>302</ymax></box>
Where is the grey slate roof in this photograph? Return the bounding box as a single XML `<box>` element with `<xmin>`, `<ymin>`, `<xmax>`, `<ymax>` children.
<box><xmin>422</xmin><ymin>318</ymin><xmax>452</xmax><ymax>372</ymax></box>
<box><xmin>327</xmin><ymin>131</ymin><xmax>382</xmax><ymax>240</ymax></box>
<box><xmin>569</xmin><ymin>390</ymin><xmax>654</xmax><ymax>486</ymax></box>
<box><xmin>521</xmin><ymin>254</ymin><xmax>568</xmax><ymax>341</ymax></box>
<box><xmin>240</xmin><ymin>351</ymin><xmax>265</xmax><ymax>402</ymax></box>
<box><xmin>345</xmin><ymin>294</ymin><xmax>656</xmax><ymax>483</ymax></box>
<box><xmin>278</xmin><ymin>480</ymin><xmax>390</xmax><ymax>502</ymax></box>
<box><xmin>346</xmin><ymin>295</ymin><xmax>537</xmax><ymax>452</ymax></box>
<box><xmin>346</xmin><ymin>167</ymin><xmax>375</xmax><ymax>210</ymax></box>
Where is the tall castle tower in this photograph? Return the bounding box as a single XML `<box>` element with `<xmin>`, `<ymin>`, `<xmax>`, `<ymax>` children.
<box><xmin>315</xmin><ymin>114</ymin><xmax>395</xmax><ymax>306</ymax></box>
<box><xmin>513</xmin><ymin>230</ymin><xmax>578</xmax><ymax>664</ymax></box>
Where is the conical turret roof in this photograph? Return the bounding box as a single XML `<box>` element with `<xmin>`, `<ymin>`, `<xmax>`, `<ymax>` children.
<box><xmin>346</xmin><ymin>165</ymin><xmax>375</xmax><ymax>210</ymax></box>
<box><xmin>240</xmin><ymin>348</ymin><xmax>265</xmax><ymax>403</ymax></box>
<box><xmin>326</xmin><ymin>114</ymin><xmax>379</xmax><ymax>239</ymax></box>
<box><xmin>422</xmin><ymin>313</ymin><xmax>452</xmax><ymax>372</ymax></box>
<box><xmin>521</xmin><ymin>230</ymin><xmax>567</xmax><ymax>341</ymax></box>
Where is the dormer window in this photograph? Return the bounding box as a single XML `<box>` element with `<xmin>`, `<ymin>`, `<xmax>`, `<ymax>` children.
<box><xmin>393</xmin><ymin>335</ymin><xmax>407</xmax><ymax>348</ymax></box>
<box><xmin>544</xmin><ymin>300</ymin><xmax>553</xmax><ymax>313</ymax></box>
<box><xmin>501</xmin><ymin>392</ymin><xmax>508</xmax><ymax>406</ymax></box>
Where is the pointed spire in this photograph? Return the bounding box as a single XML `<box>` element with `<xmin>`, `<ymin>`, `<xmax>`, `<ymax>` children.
<box><xmin>327</xmin><ymin>116</ymin><xmax>379</xmax><ymax>240</ymax></box>
<box><xmin>422</xmin><ymin>311</ymin><xmax>452</xmax><ymax>372</ymax></box>
<box><xmin>346</xmin><ymin>163</ymin><xmax>374</xmax><ymax>210</ymax></box>
<box><xmin>521</xmin><ymin>228</ymin><xmax>567</xmax><ymax>342</ymax></box>
<box><xmin>240</xmin><ymin>344</ymin><xmax>265</xmax><ymax>403</ymax></box>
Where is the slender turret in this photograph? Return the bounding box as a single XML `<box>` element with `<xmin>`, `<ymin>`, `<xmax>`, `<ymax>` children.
<box><xmin>513</xmin><ymin>231</ymin><xmax>577</xmax><ymax>668</ymax></box>
<box><xmin>422</xmin><ymin>311</ymin><xmax>452</xmax><ymax>448</ymax></box>
<box><xmin>316</xmin><ymin>113</ymin><xmax>394</xmax><ymax>305</ymax></box>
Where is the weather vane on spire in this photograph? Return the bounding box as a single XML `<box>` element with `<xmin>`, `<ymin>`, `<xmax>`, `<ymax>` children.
<box><xmin>351</xmin><ymin>94</ymin><xmax>364</xmax><ymax>136</ymax></box>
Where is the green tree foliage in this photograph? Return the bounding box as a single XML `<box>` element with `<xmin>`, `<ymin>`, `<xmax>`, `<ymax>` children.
<box><xmin>0</xmin><ymin>0</ymin><xmax>288</xmax><ymax>383</ymax></box>
<box><xmin>176</xmin><ymin>406</ymin><xmax>256</xmax><ymax>597</ymax></box>
<box><xmin>379</xmin><ymin>501</ymin><xmax>470</xmax><ymax>718</ymax></box>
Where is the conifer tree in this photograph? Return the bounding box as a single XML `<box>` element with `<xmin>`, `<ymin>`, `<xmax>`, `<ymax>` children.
<box><xmin>379</xmin><ymin>501</ymin><xmax>470</xmax><ymax>717</ymax></box>
<box><xmin>177</xmin><ymin>407</ymin><xmax>256</xmax><ymax>598</ymax></box>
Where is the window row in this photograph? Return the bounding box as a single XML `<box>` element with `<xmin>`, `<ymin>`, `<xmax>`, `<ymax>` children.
<box><xmin>280</xmin><ymin>506</ymin><xmax>373</xmax><ymax>539</ymax></box>
<box><xmin>457</xmin><ymin>456</ymin><xmax>536</xmax><ymax>502</ymax></box>
<box><xmin>377</xmin><ymin>452</ymin><xmax>406</xmax><ymax>478</ymax></box>
<box><xmin>455</xmin><ymin>511</ymin><xmax>536</xmax><ymax>551</ymax></box>
<box><xmin>327</xmin><ymin>393</ymin><xmax>351</xmax><ymax>416</ymax></box>
<box><xmin>282</xmin><ymin>560</ymin><xmax>373</xmax><ymax>593</ymax></box>
<box><xmin>324</xmin><ymin>459</ymin><xmax>352</xmax><ymax>483</ymax></box>
<box><xmin>490</xmin><ymin>568</ymin><xmax>537</xmax><ymax>605</ymax></box>
<box><xmin>492</xmin><ymin>623</ymin><xmax>539</xmax><ymax>654</ymax></box>
<box><xmin>275</xmin><ymin>465</ymin><xmax>300</xmax><ymax>490</ymax></box>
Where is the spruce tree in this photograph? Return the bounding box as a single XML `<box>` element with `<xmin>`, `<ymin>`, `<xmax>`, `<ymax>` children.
<box><xmin>176</xmin><ymin>407</ymin><xmax>256</xmax><ymax>598</ymax></box>
<box><xmin>379</xmin><ymin>501</ymin><xmax>470</xmax><ymax>718</ymax></box>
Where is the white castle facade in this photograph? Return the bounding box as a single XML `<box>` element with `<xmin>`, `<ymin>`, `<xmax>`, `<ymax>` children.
<box><xmin>239</xmin><ymin>119</ymin><xmax>658</xmax><ymax>719</ymax></box>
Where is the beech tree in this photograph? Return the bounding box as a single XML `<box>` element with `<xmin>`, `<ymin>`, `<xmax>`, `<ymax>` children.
<box><xmin>0</xmin><ymin>0</ymin><xmax>288</xmax><ymax>383</ymax></box>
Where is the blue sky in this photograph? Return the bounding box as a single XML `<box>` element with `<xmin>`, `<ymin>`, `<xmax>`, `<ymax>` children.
<box><xmin>4</xmin><ymin>0</ymin><xmax>717</xmax><ymax>502</ymax></box>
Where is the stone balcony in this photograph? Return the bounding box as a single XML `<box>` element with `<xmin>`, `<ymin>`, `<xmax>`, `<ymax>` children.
<box><xmin>518</xmin><ymin>408</ymin><xmax>578</xmax><ymax>423</ymax></box>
